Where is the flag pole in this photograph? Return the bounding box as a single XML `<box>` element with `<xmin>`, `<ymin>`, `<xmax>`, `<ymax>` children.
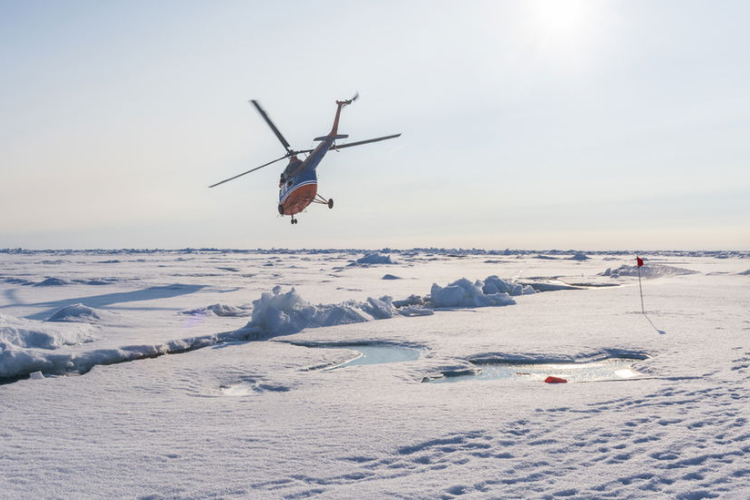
<box><xmin>636</xmin><ymin>256</ymin><xmax>645</xmax><ymax>314</ymax></box>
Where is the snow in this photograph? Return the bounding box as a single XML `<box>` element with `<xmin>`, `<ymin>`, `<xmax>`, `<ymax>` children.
<box><xmin>1</xmin><ymin>248</ymin><xmax>749</xmax><ymax>499</ymax></box>
<box><xmin>0</xmin><ymin>273</ymin><xmax>533</xmax><ymax>379</ymax></box>
<box><xmin>0</xmin><ymin>313</ymin><xmax>96</xmax><ymax>350</ymax></box>
<box><xmin>242</xmin><ymin>275</ymin><xmax>528</xmax><ymax>336</ymax></box>
<box><xmin>33</xmin><ymin>277</ymin><xmax>69</xmax><ymax>286</ymax></box>
<box><xmin>47</xmin><ymin>303</ymin><xmax>107</xmax><ymax>322</ymax></box>
<box><xmin>430</xmin><ymin>278</ymin><xmax>517</xmax><ymax>308</ymax></box>
<box><xmin>180</xmin><ymin>303</ymin><xmax>251</xmax><ymax>317</ymax></box>
<box><xmin>601</xmin><ymin>263</ymin><xmax>699</xmax><ymax>279</ymax></box>
<box><xmin>246</xmin><ymin>287</ymin><xmax>387</xmax><ymax>335</ymax></box>
<box><xmin>570</xmin><ymin>251</ymin><xmax>590</xmax><ymax>261</ymax></box>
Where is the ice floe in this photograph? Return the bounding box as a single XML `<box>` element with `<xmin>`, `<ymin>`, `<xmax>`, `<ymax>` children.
<box><xmin>0</xmin><ymin>275</ymin><xmax>529</xmax><ymax>380</ymax></box>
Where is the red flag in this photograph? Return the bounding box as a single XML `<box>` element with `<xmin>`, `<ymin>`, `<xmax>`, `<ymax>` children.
<box><xmin>636</xmin><ymin>256</ymin><xmax>644</xmax><ymax>267</ymax></box>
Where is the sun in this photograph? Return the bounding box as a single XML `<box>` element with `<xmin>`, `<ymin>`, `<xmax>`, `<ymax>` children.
<box><xmin>522</xmin><ymin>0</ymin><xmax>606</xmax><ymax>70</ymax></box>
<box><xmin>529</xmin><ymin>0</ymin><xmax>594</xmax><ymax>40</ymax></box>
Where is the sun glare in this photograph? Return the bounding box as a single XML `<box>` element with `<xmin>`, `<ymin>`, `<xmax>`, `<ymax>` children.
<box><xmin>523</xmin><ymin>0</ymin><xmax>605</xmax><ymax>70</ymax></box>
<box><xmin>530</xmin><ymin>0</ymin><xmax>593</xmax><ymax>40</ymax></box>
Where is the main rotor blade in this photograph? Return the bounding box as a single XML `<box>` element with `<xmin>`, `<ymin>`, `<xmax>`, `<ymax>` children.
<box><xmin>329</xmin><ymin>133</ymin><xmax>401</xmax><ymax>150</ymax></box>
<box><xmin>250</xmin><ymin>100</ymin><xmax>292</xmax><ymax>154</ymax></box>
<box><xmin>293</xmin><ymin>133</ymin><xmax>402</xmax><ymax>156</ymax></box>
<box><xmin>208</xmin><ymin>155</ymin><xmax>288</xmax><ymax>188</ymax></box>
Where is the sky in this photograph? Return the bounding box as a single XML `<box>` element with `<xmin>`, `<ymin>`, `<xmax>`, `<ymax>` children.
<box><xmin>1</xmin><ymin>0</ymin><xmax>748</xmax><ymax>251</ymax></box>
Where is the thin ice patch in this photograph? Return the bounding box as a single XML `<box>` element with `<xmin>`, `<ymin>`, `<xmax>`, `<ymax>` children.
<box><xmin>601</xmin><ymin>264</ymin><xmax>698</xmax><ymax>279</ymax></box>
<box><xmin>425</xmin><ymin>352</ymin><xmax>649</xmax><ymax>383</ymax></box>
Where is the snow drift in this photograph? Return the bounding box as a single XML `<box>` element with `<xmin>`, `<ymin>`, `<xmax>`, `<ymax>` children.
<box><xmin>430</xmin><ymin>278</ymin><xmax>521</xmax><ymax>308</ymax></box>
<box><xmin>246</xmin><ymin>287</ymin><xmax>398</xmax><ymax>335</ymax></box>
<box><xmin>181</xmin><ymin>304</ymin><xmax>251</xmax><ymax>317</ymax></box>
<box><xmin>247</xmin><ymin>276</ymin><xmax>528</xmax><ymax>334</ymax></box>
<box><xmin>34</xmin><ymin>277</ymin><xmax>70</xmax><ymax>286</ymax></box>
<box><xmin>351</xmin><ymin>253</ymin><xmax>397</xmax><ymax>266</ymax></box>
<box><xmin>47</xmin><ymin>303</ymin><xmax>110</xmax><ymax>323</ymax></box>
<box><xmin>0</xmin><ymin>313</ymin><xmax>96</xmax><ymax>350</ymax></box>
<box><xmin>429</xmin><ymin>275</ymin><xmax>534</xmax><ymax>308</ymax></box>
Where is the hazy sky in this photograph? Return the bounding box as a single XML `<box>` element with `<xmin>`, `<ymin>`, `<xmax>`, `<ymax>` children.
<box><xmin>1</xmin><ymin>0</ymin><xmax>748</xmax><ymax>250</ymax></box>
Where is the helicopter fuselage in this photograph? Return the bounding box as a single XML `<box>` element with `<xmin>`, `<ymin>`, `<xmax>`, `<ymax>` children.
<box><xmin>277</xmin><ymin>135</ymin><xmax>335</xmax><ymax>216</ymax></box>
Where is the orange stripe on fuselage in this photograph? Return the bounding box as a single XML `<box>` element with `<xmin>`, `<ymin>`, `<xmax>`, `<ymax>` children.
<box><xmin>281</xmin><ymin>183</ymin><xmax>317</xmax><ymax>215</ymax></box>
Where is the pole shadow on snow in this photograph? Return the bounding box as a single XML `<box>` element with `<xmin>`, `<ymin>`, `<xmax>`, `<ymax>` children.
<box><xmin>644</xmin><ymin>314</ymin><xmax>667</xmax><ymax>335</ymax></box>
<box><xmin>0</xmin><ymin>284</ymin><xmax>207</xmax><ymax>320</ymax></box>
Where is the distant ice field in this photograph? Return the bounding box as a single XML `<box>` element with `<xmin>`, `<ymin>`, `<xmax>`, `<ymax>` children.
<box><xmin>1</xmin><ymin>249</ymin><xmax>748</xmax><ymax>499</ymax></box>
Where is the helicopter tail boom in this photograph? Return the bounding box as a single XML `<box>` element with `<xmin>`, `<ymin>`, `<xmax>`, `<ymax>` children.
<box><xmin>329</xmin><ymin>93</ymin><xmax>359</xmax><ymax>137</ymax></box>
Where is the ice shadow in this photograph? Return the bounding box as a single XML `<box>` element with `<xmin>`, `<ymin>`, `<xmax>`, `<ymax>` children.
<box><xmin>2</xmin><ymin>288</ymin><xmax>21</xmax><ymax>305</ymax></box>
<box><xmin>1</xmin><ymin>284</ymin><xmax>206</xmax><ymax>320</ymax></box>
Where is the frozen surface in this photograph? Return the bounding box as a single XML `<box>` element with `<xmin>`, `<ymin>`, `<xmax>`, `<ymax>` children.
<box><xmin>601</xmin><ymin>263</ymin><xmax>699</xmax><ymax>279</ymax></box>
<box><xmin>1</xmin><ymin>249</ymin><xmax>749</xmax><ymax>499</ymax></box>
<box><xmin>306</xmin><ymin>343</ymin><xmax>422</xmax><ymax>370</ymax></box>
<box><xmin>427</xmin><ymin>358</ymin><xmax>643</xmax><ymax>383</ymax></box>
<box><xmin>0</xmin><ymin>274</ymin><xmax>525</xmax><ymax>379</ymax></box>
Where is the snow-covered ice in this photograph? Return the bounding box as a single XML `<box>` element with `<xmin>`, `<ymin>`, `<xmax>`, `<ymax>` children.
<box><xmin>601</xmin><ymin>263</ymin><xmax>699</xmax><ymax>279</ymax></box>
<box><xmin>352</xmin><ymin>253</ymin><xmax>397</xmax><ymax>266</ymax></box>
<box><xmin>1</xmin><ymin>248</ymin><xmax>749</xmax><ymax>499</ymax></box>
<box><xmin>0</xmin><ymin>313</ymin><xmax>96</xmax><ymax>350</ymax></box>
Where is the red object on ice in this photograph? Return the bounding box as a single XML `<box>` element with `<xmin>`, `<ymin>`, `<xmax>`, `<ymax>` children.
<box><xmin>636</xmin><ymin>256</ymin><xmax>644</xmax><ymax>267</ymax></box>
<box><xmin>544</xmin><ymin>376</ymin><xmax>568</xmax><ymax>384</ymax></box>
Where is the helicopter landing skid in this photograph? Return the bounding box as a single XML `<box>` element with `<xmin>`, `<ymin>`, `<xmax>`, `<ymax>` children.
<box><xmin>312</xmin><ymin>194</ymin><xmax>334</xmax><ymax>209</ymax></box>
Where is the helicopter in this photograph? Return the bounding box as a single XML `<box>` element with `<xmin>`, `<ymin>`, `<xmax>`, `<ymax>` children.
<box><xmin>209</xmin><ymin>94</ymin><xmax>401</xmax><ymax>224</ymax></box>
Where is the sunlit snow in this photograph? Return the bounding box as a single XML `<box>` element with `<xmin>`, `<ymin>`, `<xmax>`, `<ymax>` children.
<box><xmin>1</xmin><ymin>248</ymin><xmax>749</xmax><ymax>499</ymax></box>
